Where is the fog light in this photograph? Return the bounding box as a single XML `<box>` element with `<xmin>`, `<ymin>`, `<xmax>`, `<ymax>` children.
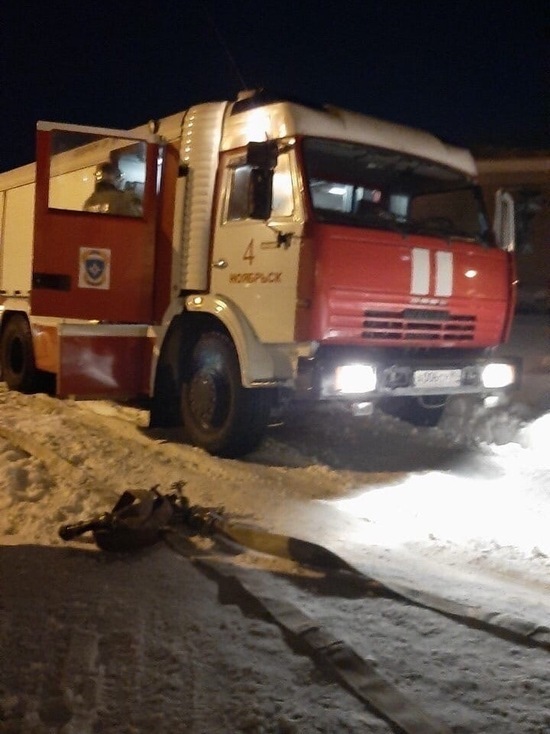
<box><xmin>481</xmin><ymin>363</ymin><xmax>515</xmax><ymax>389</ymax></box>
<box><xmin>334</xmin><ymin>364</ymin><xmax>376</xmax><ymax>394</ymax></box>
<box><xmin>351</xmin><ymin>401</ymin><xmax>374</xmax><ymax>416</ymax></box>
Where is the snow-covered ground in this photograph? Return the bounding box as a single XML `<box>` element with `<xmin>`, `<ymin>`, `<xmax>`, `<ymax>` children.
<box><xmin>0</xmin><ymin>314</ymin><xmax>549</xmax><ymax>733</ymax></box>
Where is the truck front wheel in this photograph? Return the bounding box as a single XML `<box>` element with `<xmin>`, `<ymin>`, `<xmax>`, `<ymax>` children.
<box><xmin>180</xmin><ymin>332</ymin><xmax>272</xmax><ymax>457</ymax></box>
<box><xmin>0</xmin><ymin>315</ymin><xmax>40</xmax><ymax>393</ymax></box>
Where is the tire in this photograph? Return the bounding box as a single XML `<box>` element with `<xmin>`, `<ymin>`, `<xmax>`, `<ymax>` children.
<box><xmin>379</xmin><ymin>395</ymin><xmax>447</xmax><ymax>427</ymax></box>
<box><xmin>180</xmin><ymin>332</ymin><xmax>272</xmax><ymax>457</ymax></box>
<box><xmin>0</xmin><ymin>314</ymin><xmax>40</xmax><ymax>393</ymax></box>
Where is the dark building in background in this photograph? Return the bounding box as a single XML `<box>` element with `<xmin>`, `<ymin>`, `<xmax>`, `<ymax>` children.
<box><xmin>476</xmin><ymin>151</ymin><xmax>550</xmax><ymax>313</ymax></box>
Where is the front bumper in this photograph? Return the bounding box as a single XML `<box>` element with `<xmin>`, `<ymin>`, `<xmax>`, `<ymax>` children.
<box><xmin>295</xmin><ymin>347</ymin><xmax>521</xmax><ymax>402</ymax></box>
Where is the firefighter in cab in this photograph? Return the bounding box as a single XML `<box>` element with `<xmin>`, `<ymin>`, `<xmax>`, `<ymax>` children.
<box><xmin>83</xmin><ymin>161</ymin><xmax>142</xmax><ymax>217</ymax></box>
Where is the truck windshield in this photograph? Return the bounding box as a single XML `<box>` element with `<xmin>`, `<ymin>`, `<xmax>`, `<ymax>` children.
<box><xmin>303</xmin><ymin>138</ymin><xmax>493</xmax><ymax>245</ymax></box>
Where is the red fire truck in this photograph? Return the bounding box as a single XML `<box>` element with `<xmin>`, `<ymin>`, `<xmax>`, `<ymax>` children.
<box><xmin>0</xmin><ymin>90</ymin><xmax>518</xmax><ymax>456</ymax></box>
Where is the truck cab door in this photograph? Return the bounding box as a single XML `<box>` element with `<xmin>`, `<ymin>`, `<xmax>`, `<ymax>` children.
<box><xmin>210</xmin><ymin>147</ymin><xmax>304</xmax><ymax>343</ymax></box>
<box><xmin>31</xmin><ymin>121</ymin><xmax>162</xmax><ymax>323</ymax></box>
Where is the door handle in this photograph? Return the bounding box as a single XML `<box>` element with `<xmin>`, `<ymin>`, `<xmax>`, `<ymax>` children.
<box><xmin>212</xmin><ymin>259</ymin><xmax>228</xmax><ymax>269</ymax></box>
<box><xmin>277</xmin><ymin>231</ymin><xmax>294</xmax><ymax>248</ymax></box>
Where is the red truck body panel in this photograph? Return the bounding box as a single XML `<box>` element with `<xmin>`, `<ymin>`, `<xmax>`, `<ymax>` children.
<box><xmin>304</xmin><ymin>223</ymin><xmax>512</xmax><ymax>347</ymax></box>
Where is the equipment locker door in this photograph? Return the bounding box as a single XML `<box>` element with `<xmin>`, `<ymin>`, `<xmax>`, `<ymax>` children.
<box><xmin>31</xmin><ymin>121</ymin><xmax>162</xmax><ymax>323</ymax></box>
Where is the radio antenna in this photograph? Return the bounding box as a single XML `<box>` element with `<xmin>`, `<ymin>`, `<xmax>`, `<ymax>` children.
<box><xmin>196</xmin><ymin>0</ymin><xmax>249</xmax><ymax>91</ymax></box>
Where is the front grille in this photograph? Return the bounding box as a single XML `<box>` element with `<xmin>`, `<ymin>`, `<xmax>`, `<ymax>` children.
<box><xmin>362</xmin><ymin>309</ymin><xmax>476</xmax><ymax>342</ymax></box>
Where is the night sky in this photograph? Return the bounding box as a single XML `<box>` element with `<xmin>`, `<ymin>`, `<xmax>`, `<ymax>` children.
<box><xmin>0</xmin><ymin>1</ymin><xmax>547</xmax><ymax>173</ymax></box>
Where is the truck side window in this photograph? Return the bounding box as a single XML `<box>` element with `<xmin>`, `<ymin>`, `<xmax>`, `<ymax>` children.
<box><xmin>227</xmin><ymin>163</ymin><xmax>253</xmax><ymax>220</ymax></box>
<box><xmin>272</xmin><ymin>153</ymin><xmax>294</xmax><ymax>217</ymax></box>
<box><xmin>226</xmin><ymin>152</ymin><xmax>294</xmax><ymax>222</ymax></box>
<box><xmin>47</xmin><ymin>130</ymin><xmax>146</xmax><ymax>218</ymax></box>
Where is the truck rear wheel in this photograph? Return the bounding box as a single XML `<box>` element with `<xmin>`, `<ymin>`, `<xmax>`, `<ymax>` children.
<box><xmin>0</xmin><ymin>314</ymin><xmax>40</xmax><ymax>393</ymax></box>
<box><xmin>180</xmin><ymin>332</ymin><xmax>271</xmax><ymax>457</ymax></box>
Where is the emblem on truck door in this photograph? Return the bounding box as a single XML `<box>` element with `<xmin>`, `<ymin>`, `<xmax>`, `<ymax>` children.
<box><xmin>79</xmin><ymin>247</ymin><xmax>111</xmax><ymax>289</ymax></box>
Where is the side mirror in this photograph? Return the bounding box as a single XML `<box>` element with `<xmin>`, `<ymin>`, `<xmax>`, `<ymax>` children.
<box><xmin>246</xmin><ymin>140</ymin><xmax>278</xmax><ymax>169</ymax></box>
<box><xmin>494</xmin><ymin>189</ymin><xmax>515</xmax><ymax>252</ymax></box>
<box><xmin>246</xmin><ymin>140</ymin><xmax>278</xmax><ymax>220</ymax></box>
<box><xmin>249</xmin><ymin>168</ymin><xmax>274</xmax><ymax>220</ymax></box>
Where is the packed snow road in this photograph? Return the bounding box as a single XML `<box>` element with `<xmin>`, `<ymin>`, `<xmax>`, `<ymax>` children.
<box><xmin>0</xmin><ymin>362</ymin><xmax>549</xmax><ymax>733</ymax></box>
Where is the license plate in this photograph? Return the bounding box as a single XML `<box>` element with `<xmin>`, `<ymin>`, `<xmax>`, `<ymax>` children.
<box><xmin>413</xmin><ymin>369</ymin><xmax>462</xmax><ymax>388</ymax></box>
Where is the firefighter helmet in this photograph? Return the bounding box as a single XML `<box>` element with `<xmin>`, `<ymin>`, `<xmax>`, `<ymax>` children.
<box><xmin>95</xmin><ymin>161</ymin><xmax>122</xmax><ymax>188</ymax></box>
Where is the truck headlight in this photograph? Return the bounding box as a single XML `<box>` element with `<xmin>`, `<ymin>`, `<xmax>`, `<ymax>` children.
<box><xmin>481</xmin><ymin>362</ymin><xmax>515</xmax><ymax>389</ymax></box>
<box><xmin>334</xmin><ymin>364</ymin><xmax>377</xmax><ymax>394</ymax></box>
